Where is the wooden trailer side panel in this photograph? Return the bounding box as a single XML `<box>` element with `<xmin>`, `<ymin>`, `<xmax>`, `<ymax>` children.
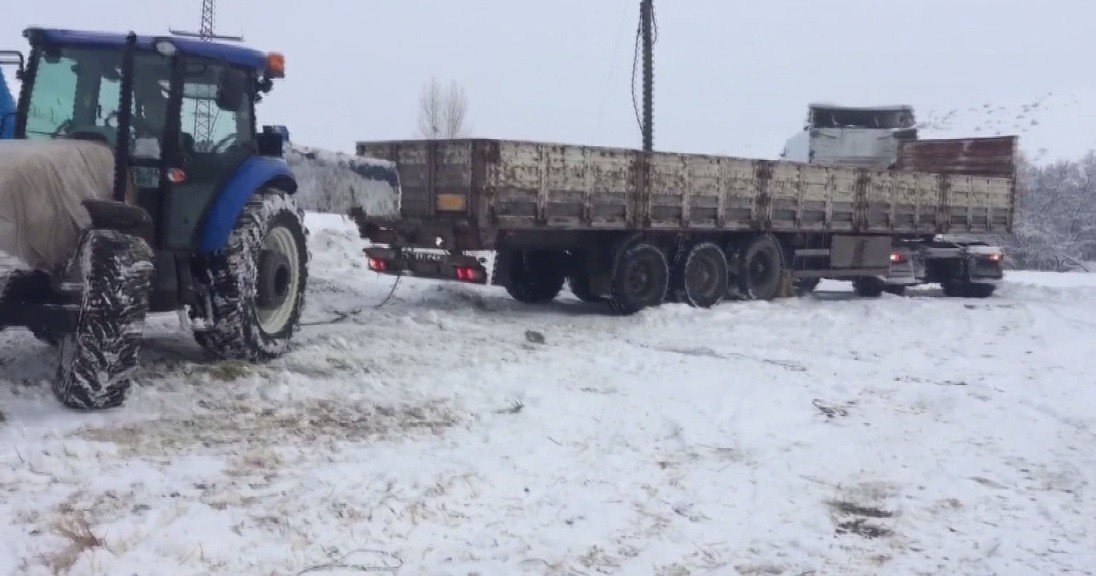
<box><xmin>353</xmin><ymin>137</ymin><xmax>1017</xmax><ymax>239</ymax></box>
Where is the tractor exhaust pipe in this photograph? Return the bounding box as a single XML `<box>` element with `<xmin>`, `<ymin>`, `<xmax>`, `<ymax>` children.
<box><xmin>112</xmin><ymin>31</ymin><xmax>137</xmax><ymax>203</ymax></box>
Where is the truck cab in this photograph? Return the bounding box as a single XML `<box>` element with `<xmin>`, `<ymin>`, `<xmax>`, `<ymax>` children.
<box><xmin>780</xmin><ymin>103</ymin><xmax>918</xmax><ymax>169</ymax></box>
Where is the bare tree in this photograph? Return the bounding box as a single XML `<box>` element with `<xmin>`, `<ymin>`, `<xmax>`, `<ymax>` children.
<box><xmin>417</xmin><ymin>77</ymin><xmax>469</xmax><ymax>139</ymax></box>
<box><xmin>1004</xmin><ymin>150</ymin><xmax>1096</xmax><ymax>271</ymax></box>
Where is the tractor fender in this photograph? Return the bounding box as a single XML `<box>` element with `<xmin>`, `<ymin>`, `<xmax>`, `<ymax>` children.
<box><xmin>198</xmin><ymin>155</ymin><xmax>297</xmax><ymax>254</ymax></box>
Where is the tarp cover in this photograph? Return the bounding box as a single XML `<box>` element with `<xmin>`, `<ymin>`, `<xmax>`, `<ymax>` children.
<box><xmin>0</xmin><ymin>139</ymin><xmax>115</xmax><ymax>272</ymax></box>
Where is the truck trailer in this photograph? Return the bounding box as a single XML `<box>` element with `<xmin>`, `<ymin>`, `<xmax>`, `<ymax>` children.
<box><xmin>351</xmin><ymin>117</ymin><xmax>1016</xmax><ymax>314</ymax></box>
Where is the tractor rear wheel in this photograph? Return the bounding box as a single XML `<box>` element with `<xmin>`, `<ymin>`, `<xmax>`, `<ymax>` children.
<box><xmin>191</xmin><ymin>189</ymin><xmax>309</xmax><ymax>361</ymax></box>
<box><xmin>53</xmin><ymin>229</ymin><xmax>155</xmax><ymax>410</ymax></box>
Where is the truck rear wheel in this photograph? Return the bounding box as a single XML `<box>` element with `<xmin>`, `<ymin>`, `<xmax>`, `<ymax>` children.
<box><xmin>54</xmin><ymin>229</ymin><xmax>154</xmax><ymax>410</ymax></box>
<box><xmin>610</xmin><ymin>241</ymin><xmax>669</xmax><ymax>314</ymax></box>
<box><xmin>504</xmin><ymin>250</ymin><xmax>565</xmax><ymax>304</ymax></box>
<box><xmin>737</xmin><ymin>235</ymin><xmax>785</xmax><ymax>301</ymax></box>
<box><xmin>191</xmin><ymin>189</ymin><xmax>309</xmax><ymax>361</ymax></box>
<box><xmin>672</xmin><ymin>242</ymin><xmax>728</xmax><ymax>308</ymax></box>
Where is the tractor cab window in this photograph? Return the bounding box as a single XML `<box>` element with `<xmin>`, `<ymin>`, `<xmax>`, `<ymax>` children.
<box><xmin>178</xmin><ymin>61</ymin><xmax>253</xmax><ymax>156</ymax></box>
<box><xmin>25</xmin><ymin>45</ymin><xmax>168</xmax><ymax>152</ymax></box>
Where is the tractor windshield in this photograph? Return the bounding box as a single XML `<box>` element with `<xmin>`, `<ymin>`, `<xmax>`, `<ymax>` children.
<box><xmin>24</xmin><ymin>45</ymin><xmax>169</xmax><ymax>152</ymax></box>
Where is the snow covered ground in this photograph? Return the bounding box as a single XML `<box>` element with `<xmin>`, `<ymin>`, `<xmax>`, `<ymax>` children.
<box><xmin>1</xmin><ymin>213</ymin><xmax>1094</xmax><ymax>576</ymax></box>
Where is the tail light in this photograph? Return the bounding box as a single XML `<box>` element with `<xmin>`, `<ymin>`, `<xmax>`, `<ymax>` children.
<box><xmin>987</xmin><ymin>253</ymin><xmax>1002</xmax><ymax>262</ymax></box>
<box><xmin>367</xmin><ymin>257</ymin><xmax>388</xmax><ymax>272</ymax></box>
<box><xmin>890</xmin><ymin>252</ymin><xmax>906</xmax><ymax>264</ymax></box>
<box><xmin>455</xmin><ymin>266</ymin><xmax>484</xmax><ymax>283</ymax></box>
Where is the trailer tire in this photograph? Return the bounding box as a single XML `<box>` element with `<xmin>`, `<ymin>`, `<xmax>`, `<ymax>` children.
<box><xmin>673</xmin><ymin>242</ymin><xmax>728</xmax><ymax>308</ymax></box>
<box><xmin>53</xmin><ymin>230</ymin><xmax>154</xmax><ymax>410</ymax></box>
<box><xmin>884</xmin><ymin>284</ymin><xmax>907</xmax><ymax>296</ymax></box>
<box><xmin>504</xmin><ymin>250</ymin><xmax>565</xmax><ymax>304</ymax></box>
<box><xmin>737</xmin><ymin>235</ymin><xmax>785</xmax><ymax>301</ymax></box>
<box><xmin>610</xmin><ymin>241</ymin><xmax>669</xmax><ymax>315</ymax></box>
<box><xmin>853</xmin><ymin>277</ymin><xmax>885</xmax><ymax>298</ymax></box>
<box><xmin>567</xmin><ymin>274</ymin><xmax>603</xmax><ymax>303</ymax></box>
<box><xmin>793</xmin><ymin>277</ymin><xmax>820</xmax><ymax>297</ymax></box>
<box><xmin>191</xmin><ymin>189</ymin><xmax>309</xmax><ymax>362</ymax></box>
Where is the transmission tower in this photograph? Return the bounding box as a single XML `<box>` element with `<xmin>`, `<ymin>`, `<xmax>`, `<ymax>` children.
<box><xmin>170</xmin><ymin>0</ymin><xmax>243</xmax><ymax>149</ymax></box>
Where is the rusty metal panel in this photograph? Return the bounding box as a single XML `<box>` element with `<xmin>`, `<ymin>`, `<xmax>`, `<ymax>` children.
<box><xmin>485</xmin><ymin>141</ymin><xmax>635</xmax><ymax>229</ymax></box>
<box><xmin>639</xmin><ymin>153</ymin><xmax>726</xmax><ymax>229</ymax></box>
<box><xmin>720</xmin><ymin>158</ymin><xmax>759</xmax><ymax>230</ymax></box>
<box><xmin>354</xmin><ymin>136</ymin><xmax>1016</xmax><ymax>238</ymax></box>
<box><xmin>896</xmin><ymin>136</ymin><xmax>1017</xmax><ymax>178</ymax></box>
<box><xmin>944</xmin><ymin>175</ymin><xmax>1013</xmax><ymax>233</ymax></box>
<box><xmin>487</xmin><ymin>141</ymin><xmax>542</xmax><ymax>227</ymax></box>
<box><xmin>768</xmin><ymin>163</ymin><xmax>800</xmax><ymax>229</ymax></box>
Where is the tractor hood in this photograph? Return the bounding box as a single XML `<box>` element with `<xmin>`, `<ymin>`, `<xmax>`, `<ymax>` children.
<box><xmin>0</xmin><ymin>139</ymin><xmax>117</xmax><ymax>272</ymax></box>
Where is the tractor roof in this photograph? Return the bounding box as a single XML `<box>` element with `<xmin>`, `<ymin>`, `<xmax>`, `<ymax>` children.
<box><xmin>24</xmin><ymin>27</ymin><xmax>274</xmax><ymax>74</ymax></box>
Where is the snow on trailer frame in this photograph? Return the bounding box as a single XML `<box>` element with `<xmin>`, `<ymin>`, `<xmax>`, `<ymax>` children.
<box><xmin>353</xmin><ymin>136</ymin><xmax>1017</xmax><ymax>312</ymax></box>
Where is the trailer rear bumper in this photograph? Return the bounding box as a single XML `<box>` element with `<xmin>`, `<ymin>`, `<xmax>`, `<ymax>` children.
<box><xmin>363</xmin><ymin>246</ymin><xmax>489</xmax><ymax>284</ymax></box>
<box><xmin>963</xmin><ymin>246</ymin><xmax>1005</xmax><ymax>282</ymax></box>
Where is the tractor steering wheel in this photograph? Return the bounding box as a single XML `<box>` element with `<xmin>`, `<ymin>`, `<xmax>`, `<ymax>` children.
<box><xmin>209</xmin><ymin>133</ymin><xmax>239</xmax><ymax>153</ymax></box>
<box><xmin>51</xmin><ymin>119</ymin><xmax>73</xmax><ymax>138</ymax></box>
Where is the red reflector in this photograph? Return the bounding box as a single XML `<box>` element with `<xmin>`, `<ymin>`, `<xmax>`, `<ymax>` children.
<box><xmin>455</xmin><ymin>266</ymin><xmax>483</xmax><ymax>282</ymax></box>
<box><xmin>166</xmin><ymin>167</ymin><xmax>187</xmax><ymax>183</ymax></box>
<box><xmin>368</xmin><ymin>257</ymin><xmax>388</xmax><ymax>271</ymax></box>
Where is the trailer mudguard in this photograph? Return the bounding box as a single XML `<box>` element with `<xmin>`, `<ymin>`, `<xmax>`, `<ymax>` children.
<box><xmin>198</xmin><ymin>155</ymin><xmax>297</xmax><ymax>254</ymax></box>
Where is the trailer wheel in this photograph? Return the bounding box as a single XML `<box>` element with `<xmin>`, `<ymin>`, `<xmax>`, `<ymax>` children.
<box><xmin>53</xmin><ymin>230</ymin><xmax>155</xmax><ymax>410</ymax></box>
<box><xmin>793</xmin><ymin>277</ymin><xmax>820</xmax><ymax>297</ymax></box>
<box><xmin>673</xmin><ymin>242</ymin><xmax>728</xmax><ymax>308</ymax></box>
<box><xmin>884</xmin><ymin>284</ymin><xmax>907</xmax><ymax>296</ymax></box>
<box><xmin>504</xmin><ymin>250</ymin><xmax>565</xmax><ymax>304</ymax></box>
<box><xmin>191</xmin><ymin>189</ymin><xmax>309</xmax><ymax>361</ymax></box>
<box><xmin>853</xmin><ymin>277</ymin><xmax>885</xmax><ymax>298</ymax></box>
<box><xmin>610</xmin><ymin>241</ymin><xmax>669</xmax><ymax>314</ymax></box>
<box><xmin>737</xmin><ymin>235</ymin><xmax>785</xmax><ymax>301</ymax></box>
<box><xmin>567</xmin><ymin>274</ymin><xmax>603</xmax><ymax>303</ymax></box>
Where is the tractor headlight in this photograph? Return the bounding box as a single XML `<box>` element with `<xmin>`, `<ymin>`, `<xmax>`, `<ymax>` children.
<box><xmin>154</xmin><ymin>39</ymin><xmax>177</xmax><ymax>57</ymax></box>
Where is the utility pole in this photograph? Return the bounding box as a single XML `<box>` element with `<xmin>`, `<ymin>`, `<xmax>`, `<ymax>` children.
<box><xmin>640</xmin><ymin>0</ymin><xmax>654</xmax><ymax>152</ymax></box>
<box><xmin>170</xmin><ymin>0</ymin><xmax>243</xmax><ymax>149</ymax></box>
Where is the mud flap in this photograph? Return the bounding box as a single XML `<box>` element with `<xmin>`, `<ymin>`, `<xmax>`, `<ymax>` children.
<box><xmin>53</xmin><ymin>229</ymin><xmax>155</xmax><ymax>410</ymax></box>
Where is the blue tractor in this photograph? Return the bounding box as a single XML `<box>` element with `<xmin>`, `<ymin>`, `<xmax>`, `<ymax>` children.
<box><xmin>0</xmin><ymin>28</ymin><xmax>308</xmax><ymax>409</ymax></box>
<box><xmin>0</xmin><ymin>51</ymin><xmax>18</xmax><ymax>137</ymax></box>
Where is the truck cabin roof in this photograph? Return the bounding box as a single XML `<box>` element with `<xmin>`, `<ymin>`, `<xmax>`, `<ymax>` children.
<box><xmin>22</xmin><ymin>27</ymin><xmax>283</xmax><ymax>78</ymax></box>
<box><xmin>806</xmin><ymin>103</ymin><xmax>916</xmax><ymax>130</ymax></box>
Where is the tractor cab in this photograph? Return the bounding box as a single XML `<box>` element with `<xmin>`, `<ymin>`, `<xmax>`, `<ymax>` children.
<box><xmin>8</xmin><ymin>28</ymin><xmax>294</xmax><ymax>310</ymax></box>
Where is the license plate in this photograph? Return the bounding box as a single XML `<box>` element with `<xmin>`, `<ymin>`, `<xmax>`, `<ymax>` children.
<box><xmin>409</xmin><ymin>252</ymin><xmax>444</xmax><ymax>263</ymax></box>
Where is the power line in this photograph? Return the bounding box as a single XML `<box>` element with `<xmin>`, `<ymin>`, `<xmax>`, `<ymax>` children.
<box><xmin>169</xmin><ymin>0</ymin><xmax>243</xmax><ymax>149</ymax></box>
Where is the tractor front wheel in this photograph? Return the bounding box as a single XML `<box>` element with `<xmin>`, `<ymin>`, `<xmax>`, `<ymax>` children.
<box><xmin>191</xmin><ymin>189</ymin><xmax>309</xmax><ymax>361</ymax></box>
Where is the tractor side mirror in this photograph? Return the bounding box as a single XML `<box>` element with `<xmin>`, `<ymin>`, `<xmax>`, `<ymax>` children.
<box><xmin>0</xmin><ymin>50</ymin><xmax>24</xmax><ymax>80</ymax></box>
<box><xmin>257</xmin><ymin>125</ymin><xmax>285</xmax><ymax>156</ymax></box>
<box><xmin>215</xmin><ymin>68</ymin><xmax>246</xmax><ymax>112</ymax></box>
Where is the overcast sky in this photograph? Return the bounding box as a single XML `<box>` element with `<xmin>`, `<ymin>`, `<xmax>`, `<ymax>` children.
<box><xmin>3</xmin><ymin>0</ymin><xmax>1094</xmax><ymax>162</ymax></box>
